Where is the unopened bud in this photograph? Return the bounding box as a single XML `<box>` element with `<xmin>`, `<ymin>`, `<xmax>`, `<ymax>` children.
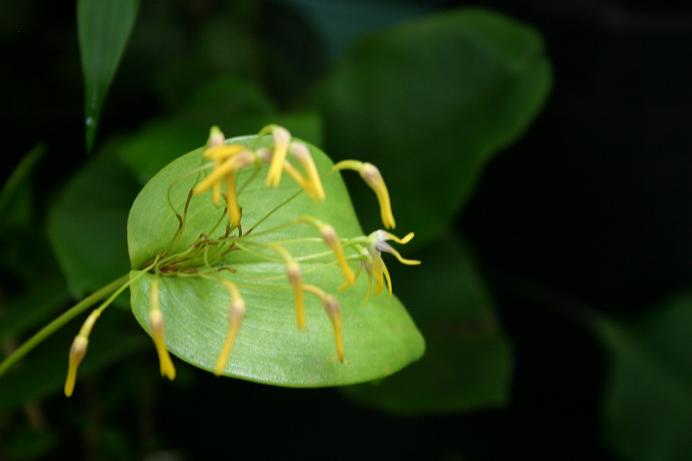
<box><xmin>64</xmin><ymin>336</ymin><xmax>89</xmax><ymax>397</ymax></box>
<box><xmin>207</xmin><ymin>126</ymin><xmax>225</xmax><ymax>147</ymax></box>
<box><xmin>324</xmin><ymin>296</ymin><xmax>344</xmax><ymax>363</ymax></box>
<box><xmin>286</xmin><ymin>262</ymin><xmax>306</xmax><ymax>330</ymax></box>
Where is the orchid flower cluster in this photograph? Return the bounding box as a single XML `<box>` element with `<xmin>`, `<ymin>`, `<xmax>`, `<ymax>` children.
<box><xmin>64</xmin><ymin>124</ymin><xmax>420</xmax><ymax>396</ymax></box>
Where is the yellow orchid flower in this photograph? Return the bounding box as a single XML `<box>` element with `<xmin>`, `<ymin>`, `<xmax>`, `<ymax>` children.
<box><xmin>332</xmin><ymin>160</ymin><xmax>396</xmax><ymax>229</ymax></box>
<box><xmin>214</xmin><ymin>280</ymin><xmax>246</xmax><ymax>376</ymax></box>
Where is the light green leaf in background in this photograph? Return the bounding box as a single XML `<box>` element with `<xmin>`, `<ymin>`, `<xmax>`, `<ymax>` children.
<box><xmin>317</xmin><ymin>8</ymin><xmax>552</xmax><ymax>244</ymax></box>
<box><xmin>343</xmin><ymin>235</ymin><xmax>512</xmax><ymax>414</ymax></box>
<box><xmin>78</xmin><ymin>0</ymin><xmax>139</xmax><ymax>151</ymax></box>
<box><xmin>127</xmin><ymin>136</ymin><xmax>424</xmax><ymax>386</ymax></box>
<box><xmin>592</xmin><ymin>295</ymin><xmax>692</xmax><ymax>461</ymax></box>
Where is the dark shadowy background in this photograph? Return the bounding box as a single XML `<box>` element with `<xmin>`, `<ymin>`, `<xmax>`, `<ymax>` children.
<box><xmin>2</xmin><ymin>0</ymin><xmax>692</xmax><ymax>459</ymax></box>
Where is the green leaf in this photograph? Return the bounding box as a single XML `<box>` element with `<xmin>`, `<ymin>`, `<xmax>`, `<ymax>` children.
<box><xmin>78</xmin><ymin>0</ymin><xmax>139</xmax><ymax>151</ymax></box>
<box><xmin>127</xmin><ymin>135</ymin><xmax>424</xmax><ymax>386</ymax></box>
<box><xmin>281</xmin><ymin>0</ymin><xmax>430</xmax><ymax>57</ymax></box>
<box><xmin>48</xmin><ymin>151</ymin><xmax>139</xmax><ymax>299</ymax></box>
<box><xmin>343</xmin><ymin>235</ymin><xmax>512</xmax><ymax>414</ymax></box>
<box><xmin>593</xmin><ymin>296</ymin><xmax>692</xmax><ymax>461</ymax></box>
<box><xmin>317</xmin><ymin>8</ymin><xmax>552</xmax><ymax>244</ymax></box>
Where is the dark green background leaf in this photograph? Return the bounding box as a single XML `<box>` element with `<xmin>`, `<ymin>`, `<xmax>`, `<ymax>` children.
<box><xmin>119</xmin><ymin>78</ymin><xmax>322</xmax><ymax>182</ymax></box>
<box><xmin>593</xmin><ymin>296</ymin><xmax>692</xmax><ymax>461</ymax></box>
<box><xmin>317</xmin><ymin>8</ymin><xmax>552</xmax><ymax>244</ymax></box>
<box><xmin>344</xmin><ymin>235</ymin><xmax>512</xmax><ymax>414</ymax></box>
<box><xmin>48</xmin><ymin>151</ymin><xmax>139</xmax><ymax>298</ymax></box>
<box><xmin>281</xmin><ymin>0</ymin><xmax>430</xmax><ymax>58</ymax></box>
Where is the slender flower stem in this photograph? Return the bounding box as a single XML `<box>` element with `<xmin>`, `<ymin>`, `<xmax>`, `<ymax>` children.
<box><xmin>245</xmin><ymin>190</ymin><xmax>302</xmax><ymax>235</ymax></box>
<box><xmin>0</xmin><ymin>274</ymin><xmax>129</xmax><ymax>378</ymax></box>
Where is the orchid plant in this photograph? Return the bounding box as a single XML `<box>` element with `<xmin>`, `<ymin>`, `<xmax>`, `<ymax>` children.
<box><xmin>0</xmin><ymin>125</ymin><xmax>425</xmax><ymax>393</ymax></box>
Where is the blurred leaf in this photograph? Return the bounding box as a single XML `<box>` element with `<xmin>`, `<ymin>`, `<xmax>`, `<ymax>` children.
<box><xmin>181</xmin><ymin>77</ymin><xmax>275</xmax><ymax>131</ymax></box>
<box><xmin>280</xmin><ymin>0</ymin><xmax>430</xmax><ymax>57</ymax></box>
<box><xmin>0</xmin><ymin>275</ymin><xmax>69</xmax><ymax>341</ymax></box>
<box><xmin>0</xmin><ymin>146</ymin><xmax>60</xmax><ymax>284</ymax></box>
<box><xmin>197</xmin><ymin>16</ymin><xmax>260</xmax><ymax>80</ymax></box>
<box><xmin>119</xmin><ymin>78</ymin><xmax>321</xmax><ymax>182</ymax></box>
<box><xmin>102</xmin><ymin>425</ymin><xmax>136</xmax><ymax>461</ymax></box>
<box><xmin>127</xmin><ymin>136</ymin><xmax>424</xmax><ymax>386</ymax></box>
<box><xmin>48</xmin><ymin>150</ymin><xmax>139</xmax><ymax>299</ymax></box>
<box><xmin>277</xmin><ymin>112</ymin><xmax>323</xmax><ymax>146</ymax></box>
<box><xmin>343</xmin><ymin>235</ymin><xmax>512</xmax><ymax>414</ymax></box>
<box><xmin>0</xmin><ymin>145</ymin><xmax>43</xmax><ymax>228</ymax></box>
<box><xmin>317</xmin><ymin>8</ymin><xmax>552</xmax><ymax>244</ymax></box>
<box><xmin>0</xmin><ymin>426</ymin><xmax>57</xmax><ymax>461</ymax></box>
<box><xmin>78</xmin><ymin>0</ymin><xmax>140</xmax><ymax>150</ymax></box>
<box><xmin>593</xmin><ymin>295</ymin><xmax>692</xmax><ymax>461</ymax></box>
<box><xmin>0</xmin><ymin>311</ymin><xmax>147</xmax><ymax>411</ymax></box>
<box><xmin>258</xmin><ymin>0</ymin><xmax>328</xmax><ymax>105</ymax></box>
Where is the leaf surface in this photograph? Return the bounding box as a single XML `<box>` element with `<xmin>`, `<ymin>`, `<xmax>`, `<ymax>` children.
<box><xmin>593</xmin><ymin>296</ymin><xmax>692</xmax><ymax>461</ymax></box>
<box><xmin>127</xmin><ymin>136</ymin><xmax>425</xmax><ymax>387</ymax></box>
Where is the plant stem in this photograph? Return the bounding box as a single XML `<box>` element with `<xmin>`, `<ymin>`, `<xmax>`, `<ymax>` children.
<box><xmin>245</xmin><ymin>190</ymin><xmax>302</xmax><ymax>236</ymax></box>
<box><xmin>0</xmin><ymin>274</ymin><xmax>129</xmax><ymax>378</ymax></box>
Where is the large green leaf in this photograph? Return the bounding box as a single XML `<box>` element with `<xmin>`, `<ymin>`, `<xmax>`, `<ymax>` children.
<box><xmin>593</xmin><ymin>296</ymin><xmax>692</xmax><ymax>461</ymax></box>
<box><xmin>343</xmin><ymin>235</ymin><xmax>512</xmax><ymax>413</ymax></box>
<box><xmin>317</xmin><ymin>8</ymin><xmax>551</xmax><ymax>244</ymax></box>
<box><xmin>48</xmin><ymin>151</ymin><xmax>139</xmax><ymax>298</ymax></box>
<box><xmin>127</xmin><ymin>135</ymin><xmax>424</xmax><ymax>386</ymax></box>
<box><xmin>78</xmin><ymin>0</ymin><xmax>139</xmax><ymax>150</ymax></box>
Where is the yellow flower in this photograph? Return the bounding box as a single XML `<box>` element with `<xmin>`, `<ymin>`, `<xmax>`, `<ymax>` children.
<box><xmin>214</xmin><ymin>280</ymin><xmax>246</xmax><ymax>376</ymax></box>
<box><xmin>290</xmin><ymin>142</ymin><xmax>325</xmax><ymax>201</ymax></box>
<box><xmin>364</xmin><ymin>230</ymin><xmax>420</xmax><ymax>295</ymax></box>
<box><xmin>149</xmin><ymin>277</ymin><xmax>176</xmax><ymax>380</ymax></box>
<box><xmin>262</xmin><ymin>125</ymin><xmax>292</xmax><ymax>187</ymax></box>
<box><xmin>64</xmin><ymin>336</ymin><xmax>88</xmax><ymax>397</ymax></box>
<box><xmin>303</xmin><ymin>284</ymin><xmax>344</xmax><ymax>362</ymax></box>
<box><xmin>64</xmin><ymin>308</ymin><xmax>102</xmax><ymax>397</ymax></box>
<box><xmin>332</xmin><ymin>160</ymin><xmax>396</xmax><ymax>229</ymax></box>
<box><xmin>194</xmin><ymin>149</ymin><xmax>256</xmax><ymax>228</ymax></box>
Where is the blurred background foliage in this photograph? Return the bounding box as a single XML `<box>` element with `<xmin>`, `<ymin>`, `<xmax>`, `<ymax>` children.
<box><xmin>1</xmin><ymin>0</ymin><xmax>691</xmax><ymax>459</ymax></box>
